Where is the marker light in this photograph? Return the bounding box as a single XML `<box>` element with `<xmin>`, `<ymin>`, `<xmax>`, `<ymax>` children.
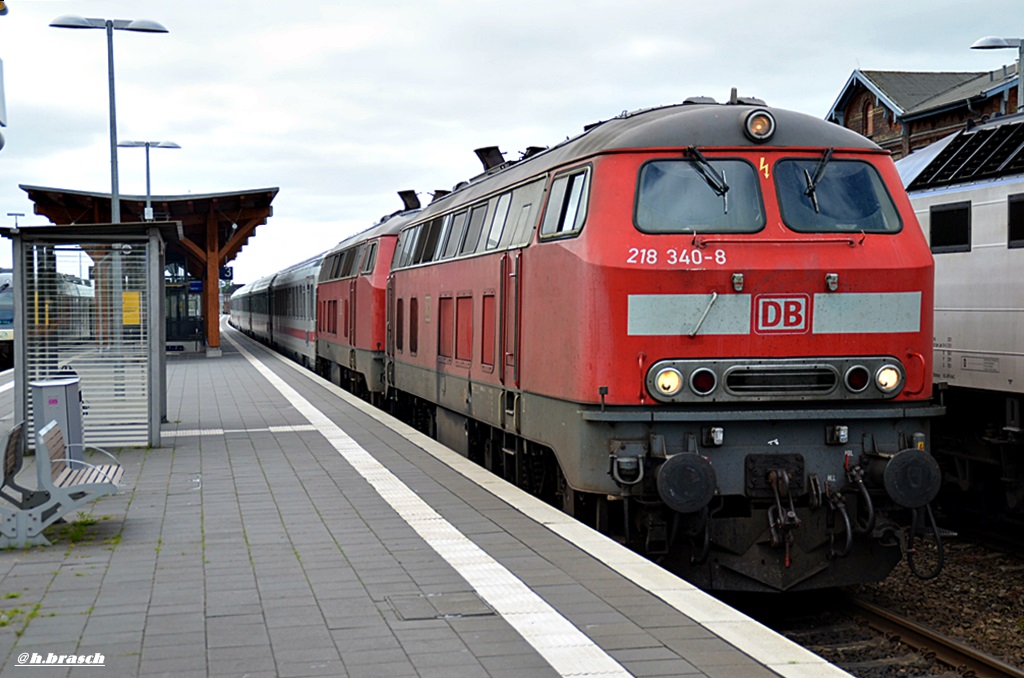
<box><xmin>690</xmin><ymin>368</ymin><xmax>718</xmax><ymax>396</ymax></box>
<box><xmin>654</xmin><ymin>367</ymin><xmax>684</xmax><ymax>397</ymax></box>
<box><xmin>845</xmin><ymin>365</ymin><xmax>870</xmax><ymax>393</ymax></box>
<box><xmin>875</xmin><ymin>365</ymin><xmax>902</xmax><ymax>393</ymax></box>
<box><xmin>744</xmin><ymin>109</ymin><xmax>776</xmax><ymax>143</ymax></box>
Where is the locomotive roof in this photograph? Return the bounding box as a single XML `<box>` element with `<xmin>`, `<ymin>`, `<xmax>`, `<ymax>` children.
<box><xmin>417</xmin><ymin>102</ymin><xmax>879</xmax><ymax>219</ymax></box>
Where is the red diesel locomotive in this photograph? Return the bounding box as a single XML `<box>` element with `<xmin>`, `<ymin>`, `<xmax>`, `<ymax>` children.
<box><xmin>232</xmin><ymin>95</ymin><xmax>945</xmax><ymax>592</ymax></box>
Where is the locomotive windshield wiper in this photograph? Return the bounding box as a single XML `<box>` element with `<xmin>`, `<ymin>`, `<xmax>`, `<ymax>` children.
<box><xmin>686</xmin><ymin>146</ymin><xmax>730</xmax><ymax>214</ymax></box>
<box><xmin>803</xmin><ymin>148</ymin><xmax>834</xmax><ymax>213</ymax></box>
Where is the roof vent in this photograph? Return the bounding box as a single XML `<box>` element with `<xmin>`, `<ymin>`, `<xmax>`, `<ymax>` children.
<box><xmin>397</xmin><ymin>190</ymin><xmax>420</xmax><ymax>211</ymax></box>
<box><xmin>430</xmin><ymin>189</ymin><xmax>450</xmax><ymax>203</ymax></box>
<box><xmin>521</xmin><ymin>146</ymin><xmax>545</xmax><ymax>160</ymax></box>
<box><xmin>684</xmin><ymin>96</ymin><xmax>717</xmax><ymax>105</ymax></box>
<box><xmin>474</xmin><ymin>146</ymin><xmax>505</xmax><ymax>171</ymax></box>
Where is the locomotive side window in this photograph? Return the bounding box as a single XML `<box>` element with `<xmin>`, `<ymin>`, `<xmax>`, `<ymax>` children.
<box><xmin>361</xmin><ymin>241</ymin><xmax>378</xmax><ymax>274</ymax></box>
<box><xmin>461</xmin><ymin>205</ymin><xmax>489</xmax><ymax>255</ymax></box>
<box><xmin>541</xmin><ymin>167</ymin><xmax>590</xmax><ymax>238</ymax></box>
<box><xmin>441</xmin><ymin>211</ymin><xmax>469</xmax><ymax>259</ymax></box>
<box><xmin>500</xmin><ymin>178</ymin><xmax>546</xmax><ymax>248</ymax></box>
<box><xmin>485</xmin><ymin>193</ymin><xmax>511</xmax><ymax>250</ymax></box>
<box><xmin>929</xmin><ymin>201</ymin><xmax>971</xmax><ymax>253</ymax></box>
<box><xmin>775</xmin><ymin>158</ymin><xmax>902</xmax><ymax>233</ymax></box>
<box><xmin>635</xmin><ymin>159</ymin><xmax>764</xmax><ymax>233</ymax></box>
<box><xmin>414</xmin><ymin>218</ymin><xmax>444</xmax><ymax>264</ymax></box>
<box><xmin>1008</xmin><ymin>194</ymin><xmax>1024</xmax><ymax>249</ymax></box>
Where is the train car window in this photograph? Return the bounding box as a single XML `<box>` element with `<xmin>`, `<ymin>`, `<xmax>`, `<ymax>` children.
<box><xmin>929</xmin><ymin>201</ymin><xmax>971</xmax><ymax>253</ymax></box>
<box><xmin>361</xmin><ymin>241</ymin><xmax>378</xmax><ymax>274</ymax></box>
<box><xmin>441</xmin><ymin>211</ymin><xmax>468</xmax><ymax>259</ymax></box>
<box><xmin>541</xmin><ymin>168</ymin><xmax>590</xmax><ymax>238</ymax></box>
<box><xmin>461</xmin><ymin>205</ymin><xmax>489</xmax><ymax>255</ymax></box>
<box><xmin>485</xmin><ymin>193</ymin><xmax>512</xmax><ymax>250</ymax></box>
<box><xmin>636</xmin><ymin>159</ymin><xmax>764</xmax><ymax>233</ymax></box>
<box><xmin>1008</xmin><ymin>194</ymin><xmax>1024</xmax><ymax>249</ymax></box>
<box><xmin>775</xmin><ymin>158</ymin><xmax>902</xmax><ymax>234</ymax></box>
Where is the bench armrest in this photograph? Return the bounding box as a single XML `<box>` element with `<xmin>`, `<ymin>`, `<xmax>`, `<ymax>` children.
<box><xmin>65</xmin><ymin>444</ymin><xmax>121</xmax><ymax>465</ymax></box>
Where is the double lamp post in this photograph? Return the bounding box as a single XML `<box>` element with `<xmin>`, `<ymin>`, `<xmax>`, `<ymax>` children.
<box><xmin>49</xmin><ymin>15</ymin><xmax>171</xmax><ymax>223</ymax></box>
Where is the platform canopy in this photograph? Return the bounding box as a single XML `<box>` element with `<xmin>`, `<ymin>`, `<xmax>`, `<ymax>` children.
<box><xmin>19</xmin><ymin>184</ymin><xmax>278</xmax><ymax>353</ymax></box>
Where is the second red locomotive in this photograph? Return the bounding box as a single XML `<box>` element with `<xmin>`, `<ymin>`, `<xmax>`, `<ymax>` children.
<box><xmin>232</xmin><ymin>93</ymin><xmax>945</xmax><ymax>592</ymax></box>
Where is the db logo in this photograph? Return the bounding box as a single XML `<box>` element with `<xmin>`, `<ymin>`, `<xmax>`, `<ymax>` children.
<box><xmin>755</xmin><ymin>295</ymin><xmax>810</xmax><ymax>334</ymax></box>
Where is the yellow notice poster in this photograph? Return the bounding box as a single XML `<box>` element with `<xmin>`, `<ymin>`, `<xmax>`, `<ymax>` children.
<box><xmin>122</xmin><ymin>291</ymin><xmax>141</xmax><ymax>326</ymax></box>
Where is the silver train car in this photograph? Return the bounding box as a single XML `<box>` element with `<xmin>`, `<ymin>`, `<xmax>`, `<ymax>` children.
<box><xmin>899</xmin><ymin>113</ymin><xmax>1024</xmax><ymax>517</ymax></box>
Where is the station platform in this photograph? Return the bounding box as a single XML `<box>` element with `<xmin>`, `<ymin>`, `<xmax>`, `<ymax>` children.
<box><xmin>0</xmin><ymin>327</ymin><xmax>849</xmax><ymax>677</ymax></box>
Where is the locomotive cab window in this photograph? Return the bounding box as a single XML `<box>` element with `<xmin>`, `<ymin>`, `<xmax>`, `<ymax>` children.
<box><xmin>635</xmin><ymin>158</ymin><xmax>764</xmax><ymax>233</ymax></box>
<box><xmin>775</xmin><ymin>158</ymin><xmax>902</xmax><ymax>233</ymax></box>
<box><xmin>929</xmin><ymin>201</ymin><xmax>971</xmax><ymax>253</ymax></box>
<box><xmin>541</xmin><ymin>167</ymin><xmax>590</xmax><ymax>238</ymax></box>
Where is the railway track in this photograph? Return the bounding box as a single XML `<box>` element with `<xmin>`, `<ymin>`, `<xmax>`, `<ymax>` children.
<box><xmin>848</xmin><ymin>597</ymin><xmax>1024</xmax><ymax>678</ymax></box>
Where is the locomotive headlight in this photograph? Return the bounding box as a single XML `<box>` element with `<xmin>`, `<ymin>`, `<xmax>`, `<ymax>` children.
<box><xmin>875</xmin><ymin>365</ymin><xmax>902</xmax><ymax>393</ymax></box>
<box><xmin>744</xmin><ymin>109</ymin><xmax>776</xmax><ymax>143</ymax></box>
<box><xmin>654</xmin><ymin>367</ymin><xmax>685</xmax><ymax>397</ymax></box>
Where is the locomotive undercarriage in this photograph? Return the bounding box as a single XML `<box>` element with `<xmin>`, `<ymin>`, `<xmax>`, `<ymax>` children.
<box><xmin>323</xmin><ymin>355</ymin><xmax>945</xmax><ymax>592</ymax></box>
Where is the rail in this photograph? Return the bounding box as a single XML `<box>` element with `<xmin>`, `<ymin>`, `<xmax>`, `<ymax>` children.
<box><xmin>850</xmin><ymin>597</ymin><xmax>1024</xmax><ymax>678</ymax></box>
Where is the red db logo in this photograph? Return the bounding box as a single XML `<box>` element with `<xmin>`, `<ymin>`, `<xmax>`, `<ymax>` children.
<box><xmin>755</xmin><ymin>295</ymin><xmax>809</xmax><ymax>334</ymax></box>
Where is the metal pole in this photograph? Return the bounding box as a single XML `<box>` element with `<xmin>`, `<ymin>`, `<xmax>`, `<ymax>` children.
<box><xmin>1018</xmin><ymin>42</ymin><xmax>1023</xmax><ymax>113</ymax></box>
<box><xmin>105</xmin><ymin>19</ymin><xmax>120</xmax><ymax>224</ymax></box>
<box><xmin>144</xmin><ymin>142</ymin><xmax>152</xmax><ymax>219</ymax></box>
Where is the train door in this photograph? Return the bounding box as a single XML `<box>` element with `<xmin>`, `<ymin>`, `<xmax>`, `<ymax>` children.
<box><xmin>384</xmin><ymin>276</ymin><xmax>396</xmax><ymax>396</ymax></box>
<box><xmin>348</xmin><ymin>280</ymin><xmax>357</xmax><ymax>345</ymax></box>
<box><xmin>500</xmin><ymin>251</ymin><xmax>522</xmax><ymax>433</ymax></box>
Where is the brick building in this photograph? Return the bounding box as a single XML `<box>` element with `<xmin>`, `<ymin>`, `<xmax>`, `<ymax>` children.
<box><xmin>826</xmin><ymin>64</ymin><xmax>1019</xmax><ymax>160</ymax></box>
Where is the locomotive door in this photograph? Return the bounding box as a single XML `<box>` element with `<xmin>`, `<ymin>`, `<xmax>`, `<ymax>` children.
<box><xmin>384</xmin><ymin>277</ymin><xmax>396</xmax><ymax>395</ymax></box>
<box><xmin>500</xmin><ymin>251</ymin><xmax>522</xmax><ymax>432</ymax></box>
<box><xmin>348</xmin><ymin>279</ymin><xmax>357</xmax><ymax>341</ymax></box>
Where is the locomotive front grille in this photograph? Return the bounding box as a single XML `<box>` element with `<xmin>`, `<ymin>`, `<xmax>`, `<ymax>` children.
<box><xmin>725</xmin><ymin>366</ymin><xmax>837</xmax><ymax>396</ymax></box>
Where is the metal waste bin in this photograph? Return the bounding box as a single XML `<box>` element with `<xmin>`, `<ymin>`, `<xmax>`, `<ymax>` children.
<box><xmin>31</xmin><ymin>377</ymin><xmax>84</xmax><ymax>467</ymax></box>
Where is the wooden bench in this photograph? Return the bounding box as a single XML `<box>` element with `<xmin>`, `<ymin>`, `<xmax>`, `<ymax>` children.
<box><xmin>0</xmin><ymin>420</ymin><xmax>123</xmax><ymax>547</ymax></box>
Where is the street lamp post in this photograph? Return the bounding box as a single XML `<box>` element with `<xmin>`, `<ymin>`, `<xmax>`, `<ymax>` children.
<box><xmin>118</xmin><ymin>141</ymin><xmax>180</xmax><ymax>221</ymax></box>
<box><xmin>50</xmin><ymin>16</ymin><xmax>169</xmax><ymax>223</ymax></box>
<box><xmin>971</xmin><ymin>36</ymin><xmax>1024</xmax><ymax>114</ymax></box>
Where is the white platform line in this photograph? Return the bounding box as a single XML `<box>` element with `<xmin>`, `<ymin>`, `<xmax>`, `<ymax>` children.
<box><xmin>225</xmin><ymin>332</ymin><xmax>631</xmax><ymax>678</ymax></box>
<box><xmin>164</xmin><ymin>424</ymin><xmax>319</xmax><ymax>438</ymax></box>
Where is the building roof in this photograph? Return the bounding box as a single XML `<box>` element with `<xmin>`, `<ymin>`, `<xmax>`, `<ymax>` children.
<box><xmin>827</xmin><ymin>66</ymin><xmax>1018</xmax><ymax>122</ymax></box>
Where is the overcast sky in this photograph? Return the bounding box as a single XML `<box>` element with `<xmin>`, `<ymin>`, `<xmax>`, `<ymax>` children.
<box><xmin>0</xmin><ymin>0</ymin><xmax>1019</xmax><ymax>283</ymax></box>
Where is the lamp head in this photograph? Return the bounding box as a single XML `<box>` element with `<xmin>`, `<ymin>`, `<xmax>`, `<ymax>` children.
<box><xmin>971</xmin><ymin>36</ymin><xmax>1022</xmax><ymax>50</ymax></box>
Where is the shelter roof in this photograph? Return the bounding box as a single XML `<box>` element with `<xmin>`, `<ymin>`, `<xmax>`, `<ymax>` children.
<box><xmin>19</xmin><ymin>184</ymin><xmax>278</xmax><ymax>269</ymax></box>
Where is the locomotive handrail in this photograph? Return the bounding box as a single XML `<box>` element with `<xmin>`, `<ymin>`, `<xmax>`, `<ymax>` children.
<box><xmin>904</xmin><ymin>351</ymin><xmax>927</xmax><ymax>396</ymax></box>
<box><xmin>691</xmin><ymin>234</ymin><xmax>860</xmax><ymax>249</ymax></box>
